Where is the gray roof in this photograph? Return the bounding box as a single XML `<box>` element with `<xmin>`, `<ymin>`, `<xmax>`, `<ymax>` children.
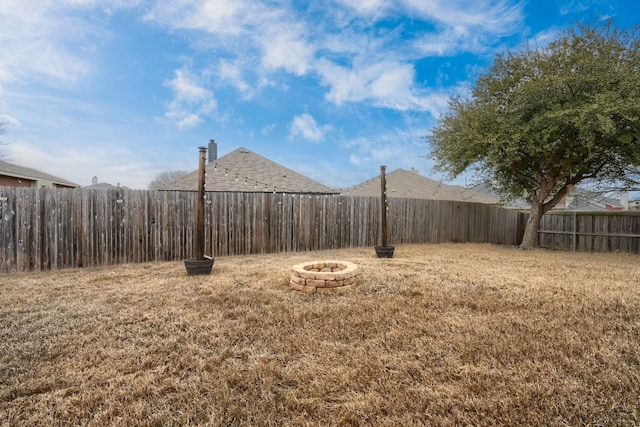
<box><xmin>341</xmin><ymin>168</ymin><xmax>500</xmax><ymax>204</ymax></box>
<box><xmin>471</xmin><ymin>183</ymin><xmax>530</xmax><ymax>209</ymax></box>
<box><xmin>0</xmin><ymin>159</ymin><xmax>78</xmax><ymax>187</ymax></box>
<box><xmin>165</xmin><ymin>147</ymin><xmax>337</xmax><ymax>193</ymax></box>
<box><xmin>565</xmin><ymin>188</ymin><xmax>623</xmax><ymax>211</ymax></box>
<box><xmin>471</xmin><ymin>183</ymin><xmax>628</xmax><ymax>211</ymax></box>
<box><xmin>83</xmin><ymin>182</ymin><xmax>122</xmax><ymax>190</ymax></box>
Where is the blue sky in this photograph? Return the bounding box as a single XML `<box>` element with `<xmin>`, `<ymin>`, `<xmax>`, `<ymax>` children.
<box><xmin>1</xmin><ymin>0</ymin><xmax>638</xmax><ymax>189</ymax></box>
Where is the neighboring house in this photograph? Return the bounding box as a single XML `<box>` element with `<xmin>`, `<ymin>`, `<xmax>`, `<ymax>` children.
<box><xmin>83</xmin><ymin>176</ymin><xmax>125</xmax><ymax>190</ymax></box>
<box><xmin>165</xmin><ymin>143</ymin><xmax>337</xmax><ymax>194</ymax></box>
<box><xmin>473</xmin><ymin>182</ymin><xmax>631</xmax><ymax>211</ymax></box>
<box><xmin>470</xmin><ymin>183</ymin><xmax>530</xmax><ymax>209</ymax></box>
<box><xmin>563</xmin><ymin>188</ymin><xmax>628</xmax><ymax>211</ymax></box>
<box><xmin>0</xmin><ymin>159</ymin><xmax>78</xmax><ymax>189</ymax></box>
<box><xmin>341</xmin><ymin>168</ymin><xmax>500</xmax><ymax>204</ymax></box>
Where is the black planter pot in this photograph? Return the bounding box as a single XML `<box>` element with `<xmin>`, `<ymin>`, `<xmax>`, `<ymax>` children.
<box><xmin>184</xmin><ymin>257</ymin><xmax>214</xmax><ymax>276</ymax></box>
<box><xmin>375</xmin><ymin>245</ymin><xmax>395</xmax><ymax>258</ymax></box>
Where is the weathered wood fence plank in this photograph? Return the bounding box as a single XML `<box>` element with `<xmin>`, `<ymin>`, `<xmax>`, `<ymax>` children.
<box><xmin>538</xmin><ymin>211</ymin><xmax>640</xmax><ymax>253</ymax></box>
<box><xmin>1</xmin><ymin>186</ymin><xmax>637</xmax><ymax>273</ymax></box>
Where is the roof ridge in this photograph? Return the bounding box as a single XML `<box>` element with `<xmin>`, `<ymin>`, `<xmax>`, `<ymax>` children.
<box><xmin>0</xmin><ymin>159</ymin><xmax>78</xmax><ymax>186</ymax></box>
<box><xmin>166</xmin><ymin>145</ymin><xmax>335</xmax><ymax>193</ymax></box>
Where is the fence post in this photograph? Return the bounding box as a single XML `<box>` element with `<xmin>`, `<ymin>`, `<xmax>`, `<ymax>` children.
<box><xmin>194</xmin><ymin>146</ymin><xmax>207</xmax><ymax>260</ymax></box>
<box><xmin>572</xmin><ymin>211</ymin><xmax>577</xmax><ymax>252</ymax></box>
<box><xmin>380</xmin><ymin>165</ymin><xmax>388</xmax><ymax>248</ymax></box>
<box><xmin>375</xmin><ymin>166</ymin><xmax>395</xmax><ymax>258</ymax></box>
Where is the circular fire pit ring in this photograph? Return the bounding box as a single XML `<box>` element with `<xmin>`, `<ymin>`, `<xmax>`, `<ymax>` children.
<box><xmin>290</xmin><ymin>261</ymin><xmax>359</xmax><ymax>293</ymax></box>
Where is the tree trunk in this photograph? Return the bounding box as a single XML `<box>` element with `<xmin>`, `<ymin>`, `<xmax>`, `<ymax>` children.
<box><xmin>519</xmin><ymin>200</ymin><xmax>544</xmax><ymax>250</ymax></box>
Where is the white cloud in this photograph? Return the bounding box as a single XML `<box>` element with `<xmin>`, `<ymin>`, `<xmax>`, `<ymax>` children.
<box><xmin>402</xmin><ymin>0</ymin><xmax>523</xmax><ymax>34</ymax></box>
<box><xmin>409</xmin><ymin>0</ymin><xmax>525</xmax><ymax>56</ymax></box>
<box><xmin>0</xmin><ymin>1</ymin><xmax>100</xmax><ymax>86</ymax></box>
<box><xmin>167</xmin><ymin>69</ymin><xmax>212</xmax><ymax>103</ymax></box>
<box><xmin>257</xmin><ymin>77</ymin><xmax>279</xmax><ymax>90</ymax></box>
<box><xmin>215</xmin><ymin>60</ymin><xmax>282</xmax><ymax>100</ymax></box>
<box><xmin>161</xmin><ymin>68</ymin><xmax>217</xmax><ymax>130</ymax></box>
<box><xmin>318</xmin><ymin>59</ymin><xmax>438</xmax><ymax>111</ymax></box>
<box><xmin>260</xmin><ymin>28</ymin><xmax>314</xmax><ymax>76</ymax></box>
<box><xmin>341</xmin><ymin>128</ymin><xmax>433</xmax><ymax>180</ymax></box>
<box><xmin>218</xmin><ymin>60</ymin><xmax>255</xmax><ymax>99</ymax></box>
<box><xmin>261</xmin><ymin>123</ymin><xmax>277</xmax><ymax>136</ymax></box>
<box><xmin>317</xmin><ymin>60</ymin><xmax>381</xmax><ymax>105</ymax></box>
<box><xmin>144</xmin><ymin>0</ymin><xmax>251</xmax><ymax>37</ymax></box>
<box><xmin>147</xmin><ymin>1</ymin><xmax>316</xmax><ymax>80</ymax></box>
<box><xmin>333</xmin><ymin>0</ymin><xmax>390</xmax><ymax>16</ymax></box>
<box><xmin>369</xmin><ymin>65</ymin><xmax>418</xmax><ymax>105</ymax></box>
<box><xmin>288</xmin><ymin>113</ymin><xmax>332</xmax><ymax>142</ymax></box>
<box><xmin>142</xmin><ymin>0</ymin><xmax>527</xmax><ymax>115</ymax></box>
<box><xmin>7</xmin><ymin>139</ymin><xmax>154</xmax><ymax>189</ymax></box>
<box><xmin>345</xmin><ymin>135</ymin><xmax>398</xmax><ymax>164</ymax></box>
<box><xmin>0</xmin><ymin>0</ymin><xmax>145</xmax><ymax>87</ymax></box>
<box><xmin>415</xmin><ymin>26</ymin><xmax>474</xmax><ymax>55</ymax></box>
<box><xmin>527</xmin><ymin>27</ymin><xmax>563</xmax><ymax>49</ymax></box>
<box><xmin>558</xmin><ymin>0</ymin><xmax>595</xmax><ymax>15</ymax></box>
<box><xmin>0</xmin><ymin>114</ymin><xmax>21</xmax><ymax>128</ymax></box>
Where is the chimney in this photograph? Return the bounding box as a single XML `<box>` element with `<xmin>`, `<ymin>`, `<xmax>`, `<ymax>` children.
<box><xmin>208</xmin><ymin>139</ymin><xmax>218</xmax><ymax>163</ymax></box>
<box><xmin>621</xmin><ymin>191</ymin><xmax>629</xmax><ymax>211</ymax></box>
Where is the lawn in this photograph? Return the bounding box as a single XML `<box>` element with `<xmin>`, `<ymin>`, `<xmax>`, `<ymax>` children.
<box><xmin>1</xmin><ymin>243</ymin><xmax>639</xmax><ymax>426</ymax></box>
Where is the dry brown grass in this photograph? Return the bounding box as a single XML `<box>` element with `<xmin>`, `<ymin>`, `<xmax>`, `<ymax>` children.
<box><xmin>1</xmin><ymin>243</ymin><xmax>639</xmax><ymax>426</ymax></box>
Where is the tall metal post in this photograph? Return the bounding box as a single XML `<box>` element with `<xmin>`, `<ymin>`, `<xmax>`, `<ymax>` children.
<box><xmin>380</xmin><ymin>165</ymin><xmax>388</xmax><ymax>248</ymax></box>
<box><xmin>195</xmin><ymin>146</ymin><xmax>207</xmax><ymax>259</ymax></box>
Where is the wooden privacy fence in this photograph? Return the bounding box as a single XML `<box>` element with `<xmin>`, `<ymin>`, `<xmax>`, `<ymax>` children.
<box><xmin>0</xmin><ymin>187</ymin><xmax>524</xmax><ymax>273</ymax></box>
<box><xmin>537</xmin><ymin>210</ymin><xmax>640</xmax><ymax>253</ymax></box>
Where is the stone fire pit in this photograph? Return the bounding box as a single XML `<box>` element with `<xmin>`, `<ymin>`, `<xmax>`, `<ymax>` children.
<box><xmin>290</xmin><ymin>261</ymin><xmax>359</xmax><ymax>293</ymax></box>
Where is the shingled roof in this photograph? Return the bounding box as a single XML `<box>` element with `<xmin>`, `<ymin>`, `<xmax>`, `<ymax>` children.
<box><xmin>164</xmin><ymin>147</ymin><xmax>337</xmax><ymax>194</ymax></box>
<box><xmin>341</xmin><ymin>168</ymin><xmax>499</xmax><ymax>204</ymax></box>
<box><xmin>0</xmin><ymin>159</ymin><xmax>78</xmax><ymax>188</ymax></box>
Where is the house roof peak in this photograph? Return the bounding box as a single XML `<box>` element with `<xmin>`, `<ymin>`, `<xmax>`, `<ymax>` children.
<box><xmin>165</xmin><ymin>145</ymin><xmax>336</xmax><ymax>194</ymax></box>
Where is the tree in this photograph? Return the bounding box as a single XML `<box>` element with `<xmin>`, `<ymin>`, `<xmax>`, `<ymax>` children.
<box><xmin>427</xmin><ymin>21</ymin><xmax>640</xmax><ymax>249</ymax></box>
<box><xmin>624</xmin><ymin>166</ymin><xmax>640</xmax><ymax>191</ymax></box>
<box><xmin>148</xmin><ymin>170</ymin><xmax>190</xmax><ymax>190</ymax></box>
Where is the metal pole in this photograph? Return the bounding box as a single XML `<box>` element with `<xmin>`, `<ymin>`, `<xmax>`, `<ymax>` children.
<box><xmin>380</xmin><ymin>165</ymin><xmax>388</xmax><ymax>247</ymax></box>
<box><xmin>195</xmin><ymin>146</ymin><xmax>207</xmax><ymax>259</ymax></box>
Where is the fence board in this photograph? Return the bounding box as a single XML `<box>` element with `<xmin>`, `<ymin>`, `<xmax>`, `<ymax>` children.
<box><xmin>537</xmin><ymin>211</ymin><xmax>640</xmax><ymax>253</ymax></box>
<box><xmin>3</xmin><ymin>186</ymin><xmax>636</xmax><ymax>273</ymax></box>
